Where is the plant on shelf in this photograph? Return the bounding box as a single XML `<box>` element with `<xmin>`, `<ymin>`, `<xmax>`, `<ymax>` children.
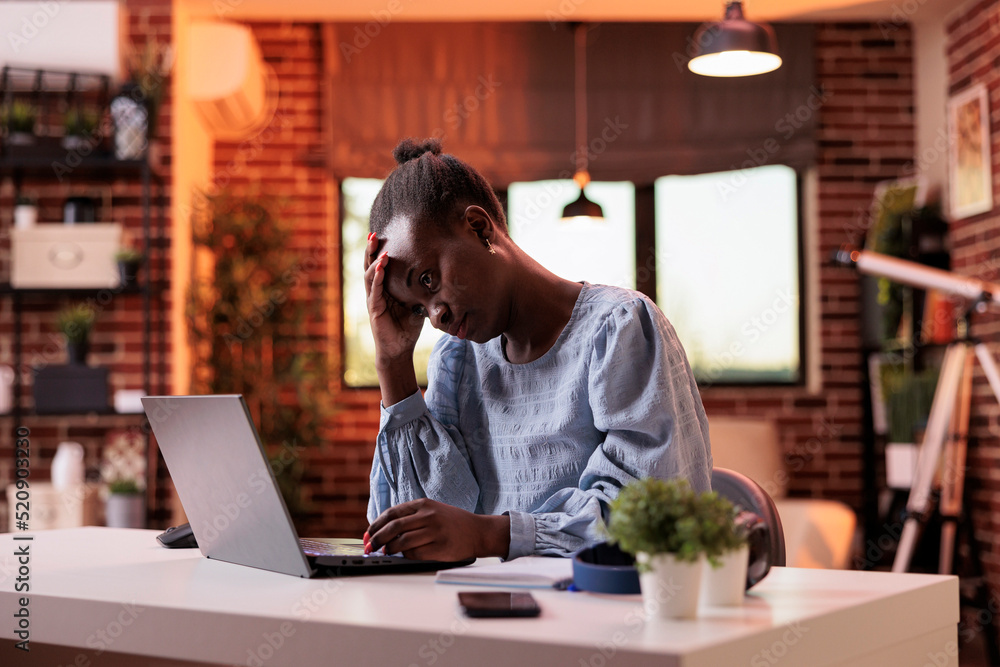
<box><xmin>63</xmin><ymin>108</ymin><xmax>100</xmax><ymax>150</ymax></box>
<box><xmin>605</xmin><ymin>477</ymin><xmax>746</xmax><ymax>617</ymax></box>
<box><xmin>2</xmin><ymin>99</ymin><xmax>37</xmax><ymax>145</ymax></box>
<box><xmin>114</xmin><ymin>247</ymin><xmax>144</xmax><ymax>287</ymax></box>
<box><xmin>56</xmin><ymin>303</ymin><xmax>96</xmax><ymax>365</ymax></box>
<box><xmin>102</xmin><ymin>429</ymin><xmax>146</xmax><ymax>528</ymax></box>
<box><xmin>187</xmin><ymin>188</ymin><xmax>337</xmax><ymax>523</ymax></box>
<box><xmin>111</xmin><ymin>38</ymin><xmax>174</xmax><ymax>160</ymax></box>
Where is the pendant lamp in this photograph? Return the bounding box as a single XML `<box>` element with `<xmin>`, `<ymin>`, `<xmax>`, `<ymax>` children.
<box><xmin>561</xmin><ymin>23</ymin><xmax>604</xmax><ymax>223</ymax></box>
<box><xmin>688</xmin><ymin>1</ymin><xmax>782</xmax><ymax>78</ymax></box>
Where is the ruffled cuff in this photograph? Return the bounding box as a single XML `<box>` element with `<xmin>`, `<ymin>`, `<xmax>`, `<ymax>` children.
<box><xmin>379</xmin><ymin>390</ymin><xmax>426</xmax><ymax>431</ymax></box>
<box><xmin>504</xmin><ymin>510</ymin><xmax>536</xmax><ymax>559</ymax></box>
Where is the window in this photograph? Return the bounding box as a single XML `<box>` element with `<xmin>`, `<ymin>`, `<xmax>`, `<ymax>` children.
<box><xmin>507</xmin><ymin>180</ymin><xmax>635</xmax><ymax>289</ymax></box>
<box><xmin>342</xmin><ymin>169</ymin><xmax>801</xmax><ymax>387</ymax></box>
<box><xmin>341</xmin><ymin>177</ymin><xmax>444</xmax><ymax>388</ymax></box>
<box><xmin>654</xmin><ymin>165</ymin><xmax>800</xmax><ymax>384</ymax></box>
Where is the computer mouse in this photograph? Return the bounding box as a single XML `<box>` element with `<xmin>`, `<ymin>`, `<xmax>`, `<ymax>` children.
<box><xmin>156</xmin><ymin>522</ymin><xmax>199</xmax><ymax>549</ymax></box>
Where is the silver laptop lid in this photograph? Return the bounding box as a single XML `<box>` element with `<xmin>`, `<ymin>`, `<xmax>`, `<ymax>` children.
<box><xmin>142</xmin><ymin>395</ymin><xmax>313</xmax><ymax>577</ymax></box>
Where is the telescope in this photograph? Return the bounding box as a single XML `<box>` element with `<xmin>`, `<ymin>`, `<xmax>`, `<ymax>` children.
<box><xmin>832</xmin><ymin>245</ymin><xmax>1000</xmax><ymax>306</ymax></box>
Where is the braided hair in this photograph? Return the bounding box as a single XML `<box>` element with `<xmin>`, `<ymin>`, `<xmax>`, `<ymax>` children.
<box><xmin>369</xmin><ymin>138</ymin><xmax>508</xmax><ymax>237</ymax></box>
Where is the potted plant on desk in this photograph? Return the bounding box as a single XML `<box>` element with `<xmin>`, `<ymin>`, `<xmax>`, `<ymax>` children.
<box><xmin>102</xmin><ymin>430</ymin><xmax>146</xmax><ymax>528</ymax></box>
<box><xmin>606</xmin><ymin>478</ymin><xmax>722</xmax><ymax>618</ymax></box>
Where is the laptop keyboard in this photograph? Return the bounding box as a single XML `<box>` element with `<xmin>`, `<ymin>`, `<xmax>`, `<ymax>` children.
<box><xmin>299</xmin><ymin>538</ymin><xmax>367</xmax><ymax>556</ymax></box>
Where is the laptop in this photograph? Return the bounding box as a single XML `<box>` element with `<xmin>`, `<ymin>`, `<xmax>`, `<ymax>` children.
<box><xmin>142</xmin><ymin>394</ymin><xmax>474</xmax><ymax>577</ymax></box>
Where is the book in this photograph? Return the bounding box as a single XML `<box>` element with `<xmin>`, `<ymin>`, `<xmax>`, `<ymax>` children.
<box><xmin>435</xmin><ymin>556</ymin><xmax>573</xmax><ymax>589</ymax></box>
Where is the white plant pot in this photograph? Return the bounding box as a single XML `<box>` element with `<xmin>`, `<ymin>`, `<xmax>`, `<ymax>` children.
<box><xmin>105</xmin><ymin>493</ymin><xmax>145</xmax><ymax>528</ymax></box>
<box><xmin>637</xmin><ymin>552</ymin><xmax>705</xmax><ymax>619</ymax></box>
<box><xmin>701</xmin><ymin>544</ymin><xmax>749</xmax><ymax>607</ymax></box>
<box><xmin>13</xmin><ymin>205</ymin><xmax>37</xmax><ymax>229</ymax></box>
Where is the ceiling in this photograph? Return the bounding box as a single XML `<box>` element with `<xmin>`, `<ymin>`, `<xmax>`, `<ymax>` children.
<box><xmin>184</xmin><ymin>0</ymin><xmax>955</xmax><ymax>22</ymax></box>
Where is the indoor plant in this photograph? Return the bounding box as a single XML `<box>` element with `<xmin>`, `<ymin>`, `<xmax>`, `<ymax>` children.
<box><xmin>13</xmin><ymin>194</ymin><xmax>37</xmax><ymax>229</ymax></box>
<box><xmin>696</xmin><ymin>493</ymin><xmax>750</xmax><ymax>606</ymax></box>
<box><xmin>114</xmin><ymin>247</ymin><xmax>144</xmax><ymax>287</ymax></box>
<box><xmin>2</xmin><ymin>99</ymin><xmax>37</xmax><ymax>145</ymax></box>
<box><xmin>56</xmin><ymin>303</ymin><xmax>96</xmax><ymax>365</ymax></box>
<box><xmin>63</xmin><ymin>108</ymin><xmax>100</xmax><ymax>150</ymax></box>
<box><xmin>606</xmin><ymin>478</ymin><xmax>729</xmax><ymax>618</ymax></box>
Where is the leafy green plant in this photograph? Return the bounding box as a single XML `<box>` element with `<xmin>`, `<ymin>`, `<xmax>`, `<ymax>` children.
<box><xmin>114</xmin><ymin>247</ymin><xmax>144</xmax><ymax>263</ymax></box>
<box><xmin>107</xmin><ymin>478</ymin><xmax>141</xmax><ymax>495</ymax></box>
<box><xmin>55</xmin><ymin>303</ymin><xmax>96</xmax><ymax>344</ymax></box>
<box><xmin>2</xmin><ymin>100</ymin><xmax>37</xmax><ymax>134</ymax></box>
<box><xmin>124</xmin><ymin>39</ymin><xmax>174</xmax><ymax>140</ymax></box>
<box><xmin>605</xmin><ymin>478</ymin><xmax>746</xmax><ymax>570</ymax></box>
<box><xmin>64</xmin><ymin>108</ymin><xmax>100</xmax><ymax>137</ymax></box>
<box><xmin>14</xmin><ymin>194</ymin><xmax>36</xmax><ymax>207</ymax></box>
<box><xmin>187</xmin><ymin>189</ymin><xmax>337</xmax><ymax>521</ymax></box>
<box><xmin>880</xmin><ymin>363</ymin><xmax>939</xmax><ymax>443</ymax></box>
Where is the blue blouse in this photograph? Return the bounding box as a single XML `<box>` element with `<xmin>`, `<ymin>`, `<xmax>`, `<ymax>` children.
<box><xmin>368</xmin><ymin>282</ymin><xmax>713</xmax><ymax>558</ymax></box>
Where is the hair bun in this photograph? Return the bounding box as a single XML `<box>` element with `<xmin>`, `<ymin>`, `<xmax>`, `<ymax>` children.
<box><xmin>393</xmin><ymin>138</ymin><xmax>442</xmax><ymax>164</ymax></box>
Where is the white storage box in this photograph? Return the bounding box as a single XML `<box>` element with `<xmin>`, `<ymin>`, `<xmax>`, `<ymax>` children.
<box><xmin>11</xmin><ymin>223</ymin><xmax>122</xmax><ymax>288</ymax></box>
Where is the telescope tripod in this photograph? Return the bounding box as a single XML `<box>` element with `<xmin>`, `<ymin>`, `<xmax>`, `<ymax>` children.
<box><xmin>891</xmin><ymin>337</ymin><xmax>1000</xmax><ymax>574</ymax></box>
<box><xmin>888</xmin><ymin>334</ymin><xmax>1000</xmax><ymax>665</ymax></box>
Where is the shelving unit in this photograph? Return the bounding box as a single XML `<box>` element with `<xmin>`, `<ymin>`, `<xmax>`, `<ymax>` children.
<box><xmin>0</xmin><ymin>154</ymin><xmax>166</xmax><ymax>524</ymax></box>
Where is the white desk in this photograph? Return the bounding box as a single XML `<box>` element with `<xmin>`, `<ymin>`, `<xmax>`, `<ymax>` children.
<box><xmin>1</xmin><ymin>528</ymin><xmax>958</xmax><ymax>667</ymax></box>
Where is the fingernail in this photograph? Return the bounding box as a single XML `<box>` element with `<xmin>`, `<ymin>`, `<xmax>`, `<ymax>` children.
<box><xmin>364</xmin><ymin>542</ymin><xmax>372</xmax><ymax>555</ymax></box>
<box><xmin>368</xmin><ymin>232</ymin><xmax>374</xmax><ymax>242</ymax></box>
<box><xmin>363</xmin><ymin>530</ymin><xmax>370</xmax><ymax>544</ymax></box>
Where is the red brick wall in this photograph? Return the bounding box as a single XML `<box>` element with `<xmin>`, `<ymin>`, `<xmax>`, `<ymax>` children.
<box><xmin>0</xmin><ymin>0</ymin><xmax>173</xmax><ymax>526</ymax></box>
<box><xmin>947</xmin><ymin>0</ymin><xmax>1000</xmax><ymax>634</ymax></box>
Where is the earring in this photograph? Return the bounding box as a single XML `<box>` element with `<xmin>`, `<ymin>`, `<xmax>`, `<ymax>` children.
<box><xmin>486</xmin><ymin>239</ymin><xmax>496</xmax><ymax>255</ymax></box>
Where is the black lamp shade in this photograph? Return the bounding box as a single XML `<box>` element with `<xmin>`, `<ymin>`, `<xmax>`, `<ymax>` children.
<box><xmin>689</xmin><ymin>1</ymin><xmax>781</xmax><ymax>77</ymax></box>
<box><xmin>561</xmin><ymin>189</ymin><xmax>605</xmax><ymax>220</ymax></box>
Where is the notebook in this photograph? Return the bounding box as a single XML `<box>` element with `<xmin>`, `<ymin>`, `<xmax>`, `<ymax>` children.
<box><xmin>435</xmin><ymin>556</ymin><xmax>573</xmax><ymax>589</ymax></box>
<box><xmin>142</xmin><ymin>394</ymin><xmax>474</xmax><ymax>577</ymax></box>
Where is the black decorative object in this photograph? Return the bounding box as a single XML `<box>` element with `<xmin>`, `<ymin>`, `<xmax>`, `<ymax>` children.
<box><xmin>32</xmin><ymin>365</ymin><xmax>109</xmax><ymax>414</ymax></box>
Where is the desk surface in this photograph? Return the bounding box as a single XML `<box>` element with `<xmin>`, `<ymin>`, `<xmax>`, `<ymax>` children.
<box><xmin>0</xmin><ymin>528</ymin><xmax>958</xmax><ymax>667</ymax></box>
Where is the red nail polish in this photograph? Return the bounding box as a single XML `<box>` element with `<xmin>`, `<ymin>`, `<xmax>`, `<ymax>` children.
<box><xmin>368</xmin><ymin>232</ymin><xmax>374</xmax><ymax>242</ymax></box>
<box><xmin>363</xmin><ymin>530</ymin><xmax>370</xmax><ymax>544</ymax></box>
<box><xmin>364</xmin><ymin>542</ymin><xmax>372</xmax><ymax>555</ymax></box>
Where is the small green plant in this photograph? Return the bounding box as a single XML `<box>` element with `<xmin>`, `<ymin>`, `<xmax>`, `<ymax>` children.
<box><xmin>64</xmin><ymin>108</ymin><xmax>100</xmax><ymax>137</ymax></box>
<box><xmin>2</xmin><ymin>99</ymin><xmax>37</xmax><ymax>134</ymax></box>
<box><xmin>114</xmin><ymin>247</ymin><xmax>144</xmax><ymax>263</ymax></box>
<box><xmin>14</xmin><ymin>194</ymin><xmax>36</xmax><ymax>207</ymax></box>
<box><xmin>605</xmin><ymin>478</ymin><xmax>746</xmax><ymax>570</ymax></box>
<box><xmin>107</xmin><ymin>478</ymin><xmax>141</xmax><ymax>495</ymax></box>
<box><xmin>55</xmin><ymin>303</ymin><xmax>96</xmax><ymax>344</ymax></box>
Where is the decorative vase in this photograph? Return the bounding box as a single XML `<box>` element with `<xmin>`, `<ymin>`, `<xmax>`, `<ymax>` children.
<box><xmin>105</xmin><ymin>493</ymin><xmax>145</xmax><ymax>528</ymax></box>
<box><xmin>13</xmin><ymin>204</ymin><xmax>37</xmax><ymax>229</ymax></box>
<box><xmin>637</xmin><ymin>552</ymin><xmax>705</xmax><ymax>619</ymax></box>
<box><xmin>117</xmin><ymin>260</ymin><xmax>142</xmax><ymax>288</ymax></box>
<box><xmin>66</xmin><ymin>340</ymin><xmax>90</xmax><ymax>365</ymax></box>
<box><xmin>51</xmin><ymin>442</ymin><xmax>86</xmax><ymax>490</ymax></box>
<box><xmin>110</xmin><ymin>83</ymin><xmax>148</xmax><ymax>160</ymax></box>
<box><xmin>701</xmin><ymin>544</ymin><xmax>750</xmax><ymax>607</ymax></box>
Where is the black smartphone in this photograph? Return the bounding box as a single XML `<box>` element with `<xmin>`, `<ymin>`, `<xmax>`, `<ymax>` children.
<box><xmin>457</xmin><ymin>592</ymin><xmax>541</xmax><ymax>618</ymax></box>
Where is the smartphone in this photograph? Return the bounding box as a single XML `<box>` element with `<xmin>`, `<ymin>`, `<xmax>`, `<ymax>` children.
<box><xmin>457</xmin><ymin>591</ymin><xmax>541</xmax><ymax>618</ymax></box>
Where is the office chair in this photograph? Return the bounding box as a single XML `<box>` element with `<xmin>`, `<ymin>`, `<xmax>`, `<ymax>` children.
<box><xmin>712</xmin><ymin>467</ymin><xmax>786</xmax><ymax>588</ymax></box>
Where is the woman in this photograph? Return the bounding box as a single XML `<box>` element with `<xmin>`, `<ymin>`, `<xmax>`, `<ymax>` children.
<box><xmin>363</xmin><ymin>138</ymin><xmax>712</xmax><ymax>562</ymax></box>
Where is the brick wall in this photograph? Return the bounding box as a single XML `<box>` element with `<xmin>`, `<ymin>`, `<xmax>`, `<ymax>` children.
<box><xmin>0</xmin><ymin>0</ymin><xmax>173</xmax><ymax>526</ymax></box>
<box><xmin>947</xmin><ymin>0</ymin><xmax>1000</xmax><ymax>635</ymax></box>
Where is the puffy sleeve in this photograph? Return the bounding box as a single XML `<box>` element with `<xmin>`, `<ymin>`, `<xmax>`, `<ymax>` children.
<box><xmin>367</xmin><ymin>337</ymin><xmax>481</xmax><ymax>523</ymax></box>
<box><xmin>505</xmin><ymin>297</ymin><xmax>713</xmax><ymax>558</ymax></box>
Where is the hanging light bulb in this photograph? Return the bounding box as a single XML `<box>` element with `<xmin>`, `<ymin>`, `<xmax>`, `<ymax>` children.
<box><xmin>688</xmin><ymin>1</ymin><xmax>782</xmax><ymax>78</ymax></box>
<box><xmin>561</xmin><ymin>22</ymin><xmax>605</xmax><ymax>223</ymax></box>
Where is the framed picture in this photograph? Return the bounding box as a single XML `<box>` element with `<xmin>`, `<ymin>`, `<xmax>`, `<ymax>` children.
<box><xmin>948</xmin><ymin>83</ymin><xmax>993</xmax><ymax>219</ymax></box>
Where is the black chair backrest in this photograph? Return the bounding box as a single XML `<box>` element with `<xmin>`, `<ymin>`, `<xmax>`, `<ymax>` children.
<box><xmin>711</xmin><ymin>467</ymin><xmax>787</xmax><ymax>588</ymax></box>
